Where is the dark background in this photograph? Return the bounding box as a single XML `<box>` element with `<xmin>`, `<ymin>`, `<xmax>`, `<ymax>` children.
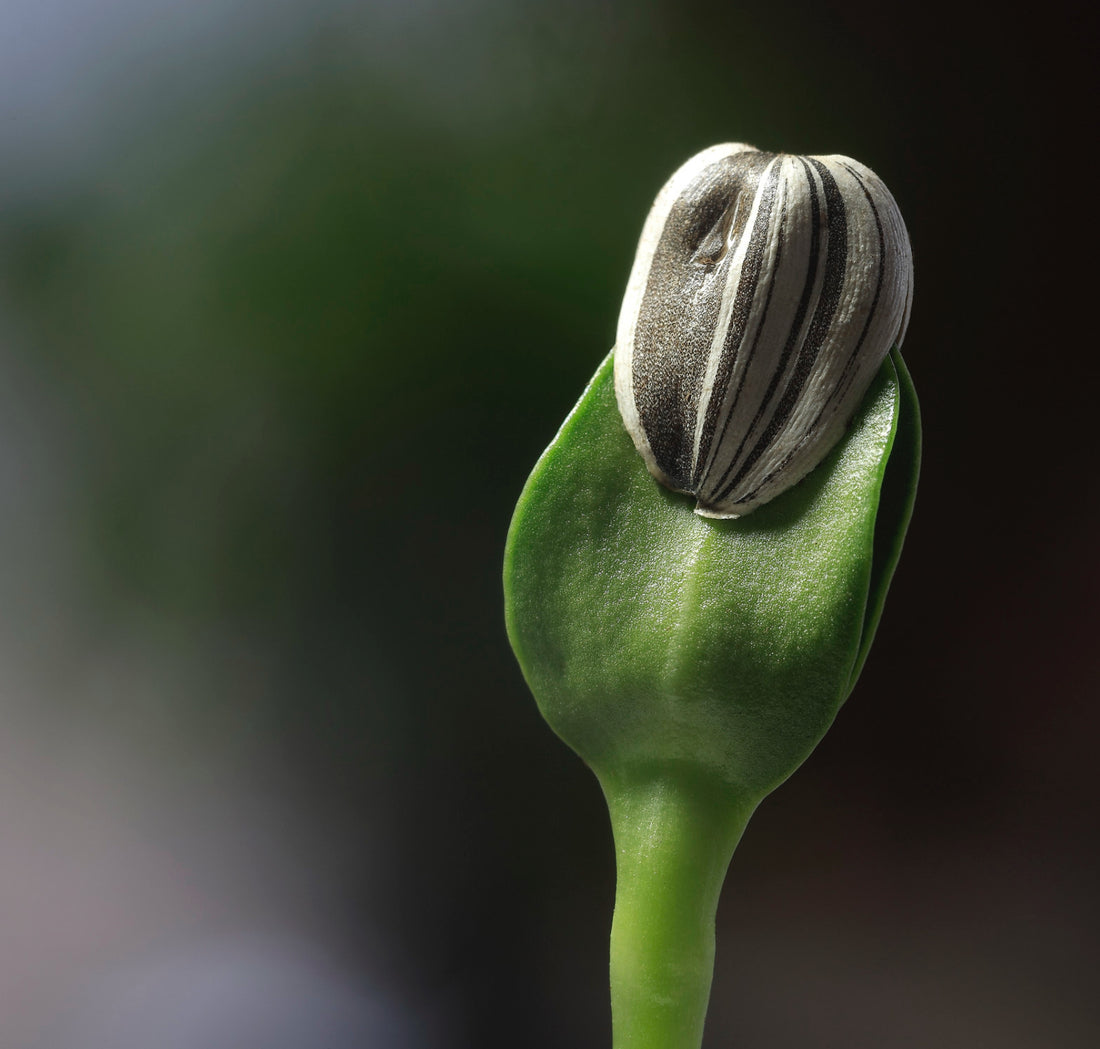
<box><xmin>0</xmin><ymin>1</ymin><xmax>1094</xmax><ymax>1047</ymax></box>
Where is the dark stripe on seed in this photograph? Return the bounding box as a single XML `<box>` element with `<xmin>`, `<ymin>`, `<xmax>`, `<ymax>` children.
<box><xmin>714</xmin><ymin>155</ymin><xmax>849</xmax><ymax>505</ymax></box>
<box><xmin>829</xmin><ymin>163</ymin><xmax>887</xmax><ymax>406</ymax></box>
<box><xmin>743</xmin><ymin>164</ymin><xmax>892</xmax><ymax>504</ymax></box>
<box><xmin>691</xmin><ymin>159</ymin><xmax>780</xmax><ymax>488</ymax></box>
<box><xmin>704</xmin><ymin>156</ymin><xmax>822</xmax><ymax>500</ymax></box>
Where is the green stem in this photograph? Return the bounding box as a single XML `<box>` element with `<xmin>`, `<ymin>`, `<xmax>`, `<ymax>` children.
<box><xmin>600</xmin><ymin>769</ymin><xmax>754</xmax><ymax>1049</ymax></box>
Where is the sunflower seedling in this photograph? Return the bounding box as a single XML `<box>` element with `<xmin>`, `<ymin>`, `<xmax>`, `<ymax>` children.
<box><xmin>504</xmin><ymin>144</ymin><xmax>920</xmax><ymax>1049</ymax></box>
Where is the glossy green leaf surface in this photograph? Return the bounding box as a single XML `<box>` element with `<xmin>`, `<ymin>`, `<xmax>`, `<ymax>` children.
<box><xmin>505</xmin><ymin>347</ymin><xmax>919</xmax><ymax>805</ymax></box>
<box><xmin>504</xmin><ymin>346</ymin><xmax>919</xmax><ymax>1048</ymax></box>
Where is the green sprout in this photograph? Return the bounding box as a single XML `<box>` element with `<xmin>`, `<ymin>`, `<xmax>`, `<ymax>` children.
<box><xmin>504</xmin><ymin>145</ymin><xmax>920</xmax><ymax>1049</ymax></box>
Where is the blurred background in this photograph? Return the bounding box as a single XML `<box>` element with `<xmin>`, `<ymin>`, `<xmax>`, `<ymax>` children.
<box><xmin>0</xmin><ymin>1</ymin><xmax>1094</xmax><ymax>1046</ymax></box>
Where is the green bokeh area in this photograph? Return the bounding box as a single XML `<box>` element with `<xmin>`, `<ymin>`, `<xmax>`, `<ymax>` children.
<box><xmin>6</xmin><ymin>9</ymin><xmax>882</xmax><ymax>1041</ymax></box>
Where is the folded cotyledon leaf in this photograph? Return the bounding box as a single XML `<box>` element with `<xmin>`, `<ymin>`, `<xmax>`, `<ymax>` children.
<box><xmin>504</xmin><ymin>144</ymin><xmax>920</xmax><ymax>1049</ymax></box>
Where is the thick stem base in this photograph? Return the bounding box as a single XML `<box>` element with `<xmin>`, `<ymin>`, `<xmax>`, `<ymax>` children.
<box><xmin>600</xmin><ymin>770</ymin><xmax>754</xmax><ymax>1049</ymax></box>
